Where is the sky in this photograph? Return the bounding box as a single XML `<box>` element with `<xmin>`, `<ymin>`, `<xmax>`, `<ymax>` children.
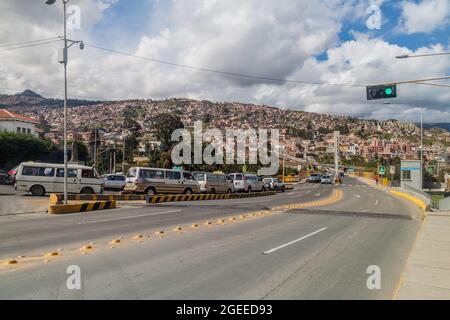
<box><xmin>0</xmin><ymin>0</ymin><xmax>449</xmax><ymax>122</ymax></box>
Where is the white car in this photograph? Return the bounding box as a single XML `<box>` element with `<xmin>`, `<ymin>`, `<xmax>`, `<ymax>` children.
<box><xmin>102</xmin><ymin>174</ymin><xmax>127</xmax><ymax>191</ymax></box>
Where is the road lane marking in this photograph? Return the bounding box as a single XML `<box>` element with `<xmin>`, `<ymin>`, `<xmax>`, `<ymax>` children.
<box><xmin>356</xmin><ymin>195</ymin><xmax>361</xmax><ymax>198</ymax></box>
<box><xmin>79</xmin><ymin>210</ymin><xmax>182</xmax><ymax>224</ymax></box>
<box><xmin>263</xmin><ymin>227</ymin><xmax>327</xmax><ymax>255</ymax></box>
<box><xmin>315</xmin><ymin>193</ymin><xmax>321</xmax><ymax>197</ymax></box>
<box><xmin>375</xmin><ymin>200</ymin><xmax>379</xmax><ymax>206</ymax></box>
<box><xmin>233</xmin><ymin>199</ymin><xmax>272</xmax><ymax>204</ymax></box>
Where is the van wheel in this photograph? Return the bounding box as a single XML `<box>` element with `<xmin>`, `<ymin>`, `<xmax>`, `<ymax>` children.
<box><xmin>281</xmin><ymin>186</ymin><xmax>286</xmax><ymax>193</ymax></box>
<box><xmin>30</xmin><ymin>185</ymin><xmax>45</xmax><ymax>197</ymax></box>
<box><xmin>247</xmin><ymin>187</ymin><xmax>252</xmax><ymax>193</ymax></box>
<box><xmin>146</xmin><ymin>187</ymin><xmax>156</xmax><ymax>196</ymax></box>
<box><xmin>262</xmin><ymin>186</ymin><xmax>266</xmax><ymax>192</ymax></box>
<box><xmin>227</xmin><ymin>189</ymin><xmax>233</xmax><ymax>194</ymax></box>
<box><xmin>81</xmin><ymin>187</ymin><xmax>94</xmax><ymax>195</ymax></box>
<box><xmin>211</xmin><ymin>188</ymin><xmax>216</xmax><ymax>194</ymax></box>
<box><xmin>184</xmin><ymin>188</ymin><xmax>193</xmax><ymax>195</ymax></box>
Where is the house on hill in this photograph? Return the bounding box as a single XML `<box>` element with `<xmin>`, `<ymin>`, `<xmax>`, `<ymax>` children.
<box><xmin>0</xmin><ymin>109</ymin><xmax>40</xmax><ymax>137</ymax></box>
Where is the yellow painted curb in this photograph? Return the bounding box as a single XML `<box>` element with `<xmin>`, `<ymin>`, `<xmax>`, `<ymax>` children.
<box><xmin>390</xmin><ymin>190</ymin><xmax>427</xmax><ymax>212</ymax></box>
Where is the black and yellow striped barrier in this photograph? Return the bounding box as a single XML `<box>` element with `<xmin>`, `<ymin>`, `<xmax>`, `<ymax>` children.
<box><xmin>146</xmin><ymin>191</ymin><xmax>276</xmax><ymax>204</ymax></box>
<box><xmin>50</xmin><ymin>191</ymin><xmax>277</xmax><ymax>205</ymax></box>
<box><xmin>48</xmin><ymin>200</ymin><xmax>116</xmax><ymax>215</ymax></box>
<box><xmin>50</xmin><ymin>194</ymin><xmax>147</xmax><ymax>205</ymax></box>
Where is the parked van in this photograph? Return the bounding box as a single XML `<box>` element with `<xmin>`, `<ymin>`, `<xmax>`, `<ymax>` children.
<box><xmin>227</xmin><ymin>173</ymin><xmax>266</xmax><ymax>193</ymax></box>
<box><xmin>15</xmin><ymin>162</ymin><xmax>103</xmax><ymax>196</ymax></box>
<box><xmin>193</xmin><ymin>172</ymin><xmax>234</xmax><ymax>194</ymax></box>
<box><xmin>124</xmin><ymin>167</ymin><xmax>199</xmax><ymax>195</ymax></box>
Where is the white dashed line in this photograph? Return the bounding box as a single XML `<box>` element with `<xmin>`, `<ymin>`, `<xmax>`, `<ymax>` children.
<box><xmin>263</xmin><ymin>227</ymin><xmax>328</xmax><ymax>255</ymax></box>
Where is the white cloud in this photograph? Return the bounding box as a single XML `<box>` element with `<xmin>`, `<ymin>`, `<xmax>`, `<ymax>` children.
<box><xmin>398</xmin><ymin>0</ymin><xmax>450</xmax><ymax>34</ymax></box>
<box><xmin>0</xmin><ymin>0</ymin><xmax>449</xmax><ymax>122</ymax></box>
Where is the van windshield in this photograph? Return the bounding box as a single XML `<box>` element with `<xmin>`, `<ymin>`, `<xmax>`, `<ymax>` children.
<box><xmin>127</xmin><ymin>168</ymin><xmax>137</xmax><ymax>178</ymax></box>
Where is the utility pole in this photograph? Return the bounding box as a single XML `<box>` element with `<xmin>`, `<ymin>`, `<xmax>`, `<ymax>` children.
<box><xmin>122</xmin><ymin>134</ymin><xmax>126</xmax><ymax>174</ymax></box>
<box><xmin>420</xmin><ymin>108</ymin><xmax>424</xmax><ymax>190</ymax></box>
<box><xmin>334</xmin><ymin>131</ymin><xmax>340</xmax><ymax>183</ymax></box>
<box><xmin>93</xmin><ymin>125</ymin><xmax>97</xmax><ymax>170</ymax></box>
<box><xmin>45</xmin><ymin>0</ymin><xmax>84</xmax><ymax>204</ymax></box>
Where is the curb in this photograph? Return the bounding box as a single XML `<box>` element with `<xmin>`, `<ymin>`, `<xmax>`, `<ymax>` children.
<box><xmin>48</xmin><ymin>200</ymin><xmax>116</xmax><ymax>215</ymax></box>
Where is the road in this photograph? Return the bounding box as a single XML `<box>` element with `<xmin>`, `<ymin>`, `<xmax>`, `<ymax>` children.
<box><xmin>0</xmin><ymin>177</ymin><xmax>423</xmax><ymax>299</ymax></box>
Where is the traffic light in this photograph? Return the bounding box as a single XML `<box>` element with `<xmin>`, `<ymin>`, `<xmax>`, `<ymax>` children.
<box><xmin>366</xmin><ymin>84</ymin><xmax>397</xmax><ymax>100</ymax></box>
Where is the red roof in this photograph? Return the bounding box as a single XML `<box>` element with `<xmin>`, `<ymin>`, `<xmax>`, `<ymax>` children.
<box><xmin>0</xmin><ymin>109</ymin><xmax>39</xmax><ymax>124</ymax></box>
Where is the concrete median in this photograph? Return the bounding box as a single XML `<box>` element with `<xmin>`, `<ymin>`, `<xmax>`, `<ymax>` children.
<box><xmin>49</xmin><ymin>191</ymin><xmax>277</xmax><ymax>206</ymax></box>
<box><xmin>48</xmin><ymin>200</ymin><xmax>116</xmax><ymax>215</ymax></box>
<box><xmin>146</xmin><ymin>191</ymin><xmax>277</xmax><ymax>204</ymax></box>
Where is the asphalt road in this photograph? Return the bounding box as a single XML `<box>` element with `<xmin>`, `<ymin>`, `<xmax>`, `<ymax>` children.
<box><xmin>0</xmin><ymin>177</ymin><xmax>423</xmax><ymax>299</ymax></box>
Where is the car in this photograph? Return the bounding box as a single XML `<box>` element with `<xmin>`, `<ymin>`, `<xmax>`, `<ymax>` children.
<box><xmin>5</xmin><ymin>165</ymin><xmax>19</xmax><ymax>185</ymax></box>
<box><xmin>263</xmin><ymin>178</ymin><xmax>287</xmax><ymax>192</ymax></box>
<box><xmin>308</xmin><ymin>173</ymin><xmax>322</xmax><ymax>183</ymax></box>
<box><xmin>124</xmin><ymin>167</ymin><xmax>200</xmax><ymax>195</ymax></box>
<box><xmin>102</xmin><ymin>174</ymin><xmax>127</xmax><ymax>191</ymax></box>
<box><xmin>193</xmin><ymin>172</ymin><xmax>234</xmax><ymax>194</ymax></box>
<box><xmin>321</xmin><ymin>175</ymin><xmax>333</xmax><ymax>184</ymax></box>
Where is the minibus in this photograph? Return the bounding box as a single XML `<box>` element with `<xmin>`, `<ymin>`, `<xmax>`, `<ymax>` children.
<box><xmin>15</xmin><ymin>162</ymin><xmax>104</xmax><ymax>196</ymax></box>
<box><xmin>124</xmin><ymin>167</ymin><xmax>200</xmax><ymax>195</ymax></box>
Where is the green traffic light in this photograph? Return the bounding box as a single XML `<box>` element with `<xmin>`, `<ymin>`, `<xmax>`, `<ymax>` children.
<box><xmin>385</xmin><ymin>88</ymin><xmax>393</xmax><ymax>95</ymax></box>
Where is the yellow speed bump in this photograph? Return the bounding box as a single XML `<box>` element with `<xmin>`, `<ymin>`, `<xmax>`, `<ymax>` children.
<box><xmin>155</xmin><ymin>230</ymin><xmax>165</xmax><ymax>236</ymax></box>
<box><xmin>204</xmin><ymin>221</ymin><xmax>213</xmax><ymax>227</ymax></box>
<box><xmin>81</xmin><ymin>245</ymin><xmax>94</xmax><ymax>251</ymax></box>
<box><xmin>5</xmin><ymin>259</ymin><xmax>18</xmax><ymax>265</ymax></box>
<box><xmin>110</xmin><ymin>239</ymin><xmax>121</xmax><ymax>244</ymax></box>
<box><xmin>191</xmin><ymin>224</ymin><xmax>200</xmax><ymax>229</ymax></box>
<box><xmin>46</xmin><ymin>252</ymin><xmax>60</xmax><ymax>257</ymax></box>
<box><xmin>133</xmin><ymin>235</ymin><xmax>145</xmax><ymax>240</ymax></box>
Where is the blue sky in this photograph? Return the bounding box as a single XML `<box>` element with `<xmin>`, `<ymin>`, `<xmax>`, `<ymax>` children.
<box><xmin>91</xmin><ymin>0</ymin><xmax>449</xmax><ymax>58</ymax></box>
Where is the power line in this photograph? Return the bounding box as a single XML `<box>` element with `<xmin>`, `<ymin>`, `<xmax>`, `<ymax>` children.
<box><xmin>0</xmin><ymin>39</ymin><xmax>61</xmax><ymax>53</ymax></box>
<box><xmin>85</xmin><ymin>43</ymin><xmax>366</xmax><ymax>88</ymax></box>
<box><xmin>0</xmin><ymin>37</ymin><xmax>59</xmax><ymax>48</ymax></box>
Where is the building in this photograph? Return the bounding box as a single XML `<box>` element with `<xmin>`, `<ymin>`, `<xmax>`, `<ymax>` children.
<box><xmin>0</xmin><ymin>109</ymin><xmax>39</xmax><ymax>137</ymax></box>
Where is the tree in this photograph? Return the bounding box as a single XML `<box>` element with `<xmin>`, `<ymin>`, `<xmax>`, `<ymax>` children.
<box><xmin>152</xmin><ymin>113</ymin><xmax>184</xmax><ymax>152</ymax></box>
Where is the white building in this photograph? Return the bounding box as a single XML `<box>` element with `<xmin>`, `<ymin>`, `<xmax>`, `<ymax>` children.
<box><xmin>0</xmin><ymin>109</ymin><xmax>39</xmax><ymax>137</ymax></box>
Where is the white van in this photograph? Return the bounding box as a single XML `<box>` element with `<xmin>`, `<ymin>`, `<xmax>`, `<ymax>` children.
<box><xmin>124</xmin><ymin>167</ymin><xmax>200</xmax><ymax>195</ymax></box>
<box><xmin>15</xmin><ymin>162</ymin><xmax>104</xmax><ymax>196</ymax></box>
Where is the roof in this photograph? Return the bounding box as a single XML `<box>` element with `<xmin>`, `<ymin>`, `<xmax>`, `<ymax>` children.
<box><xmin>0</xmin><ymin>109</ymin><xmax>39</xmax><ymax>124</ymax></box>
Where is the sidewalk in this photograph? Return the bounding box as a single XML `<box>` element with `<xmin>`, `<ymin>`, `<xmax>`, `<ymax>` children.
<box><xmin>396</xmin><ymin>211</ymin><xmax>450</xmax><ymax>300</ymax></box>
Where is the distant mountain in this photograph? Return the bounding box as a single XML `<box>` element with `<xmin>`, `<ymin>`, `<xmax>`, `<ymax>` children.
<box><xmin>423</xmin><ymin>123</ymin><xmax>450</xmax><ymax>132</ymax></box>
<box><xmin>16</xmin><ymin>89</ymin><xmax>44</xmax><ymax>99</ymax></box>
<box><xmin>0</xmin><ymin>89</ymin><xmax>101</xmax><ymax>109</ymax></box>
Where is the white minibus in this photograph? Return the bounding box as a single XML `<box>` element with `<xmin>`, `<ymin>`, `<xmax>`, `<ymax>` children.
<box><xmin>15</xmin><ymin>162</ymin><xmax>104</xmax><ymax>196</ymax></box>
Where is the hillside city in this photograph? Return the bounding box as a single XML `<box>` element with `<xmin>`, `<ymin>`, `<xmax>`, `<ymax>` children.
<box><xmin>2</xmin><ymin>91</ymin><xmax>449</xmax><ymax>177</ymax></box>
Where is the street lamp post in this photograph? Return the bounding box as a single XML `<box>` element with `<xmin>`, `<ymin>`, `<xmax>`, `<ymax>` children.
<box><xmin>45</xmin><ymin>0</ymin><xmax>83</xmax><ymax>204</ymax></box>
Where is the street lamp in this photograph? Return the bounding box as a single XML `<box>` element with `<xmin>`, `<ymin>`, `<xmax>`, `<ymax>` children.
<box><xmin>45</xmin><ymin>0</ymin><xmax>84</xmax><ymax>204</ymax></box>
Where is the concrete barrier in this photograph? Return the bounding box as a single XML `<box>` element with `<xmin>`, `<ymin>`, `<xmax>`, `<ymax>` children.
<box><xmin>146</xmin><ymin>191</ymin><xmax>277</xmax><ymax>204</ymax></box>
<box><xmin>50</xmin><ymin>191</ymin><xmax>277</xmax><ymax>205</ymax></box>
<box><xmin>390</xmin><ymin>189</ymin><xmax>429</xmax><ymax>211</ymax></box>
<box><xmin>48</xmin><ymin>200</ymin><xmax>116</xmax><ymax>215</ymax></box>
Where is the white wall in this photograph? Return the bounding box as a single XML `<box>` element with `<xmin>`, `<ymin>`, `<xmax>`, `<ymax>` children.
<box><xmin>0</xmin><ymin>120</ymin><xmax>38</xmax><ymax>137</ymax></box>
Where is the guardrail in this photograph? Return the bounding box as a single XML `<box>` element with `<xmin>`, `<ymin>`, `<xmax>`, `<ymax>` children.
<box><xmin>50</xmin><ymin>191</ymin><xmax>277</xmax><ymax>205</ymax></box>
